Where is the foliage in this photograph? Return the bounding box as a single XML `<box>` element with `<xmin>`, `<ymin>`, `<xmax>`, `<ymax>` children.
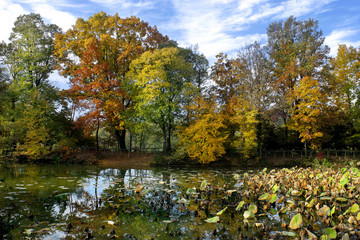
<box><xmin>287</xmin><ymin>77</ymin><xmax>323</xmax><ymax>150</ymax></box>
<box><xmin>178</xmin><ymin>96</ymin><xmax>228</xmax><ymax>164</ymax></box>
<box><xmin>54</xmin><ymin>12</ymin><xmax>169</xmax><ymax>150</ymax></box>
<box><xmin>127</xmin><ymin>47</ymin><xmax>193</xmax><ymax>152</ymax></box>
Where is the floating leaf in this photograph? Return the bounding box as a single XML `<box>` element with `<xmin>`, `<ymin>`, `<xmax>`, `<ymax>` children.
<box><xmin>356</xmin><ymin>212</ymin><xmax>360</xmax><ymax>221</ymax></box>
<box><xmin>351</xmin><ymin>203</ymin><xmax>359</xmax><ymax>213</ymax></box>
<box><xmin>305</xmin><ymin>198</ymin><xmax>317</xmax><ymax>208</ymax></box>
<box><xmin>289</xmin><ymin>213</ymin><xmax>302</xmax><ymax>230</ymax></box>
<box><xmin>226</xmin><ymin>190</ymin><xmax>237</xmax><ymax>195</ymax></box>
<box><xmin>270</xmin><ymin>208</ymin><xmax>277</xmax><ymax>215</ymax></box>
<box><xmin>320</xmin><ymin>235</ymin><xmax>330</xmax><ymax>240</ymax></box>
<box><xmin>320</xmin><ymin>196</ymin><xmax>332</xmax><ymax>201</ymax></box>
<box><xmin>249</xmin><ymin>204</ymin><xmax>258</xmax><ymax>214</ymax></box>
<box><xmin>234</xmin><ymin>174</ymin><xmax>240</xmax><ymax>180</ymax></box>
<box><xmin>273</xmin><ymin>231</ymin><xmax>296</xmax><ymax>237</ymax></box>
<box><xmin>318</xmin><ymin>205</ymin><xmax>330</xmax><ymax>216</ymax></box>
<box><xmin>305</xmin><ymin>229</ymin><xmax>317</xmax><ymax>239</ymax></box>
<box><xmin>323</xmin><ymin>228</ymin><xmax>337</xmax><ymax>239</ymax></box>
<box><xmin>330</xmin><ymin>206</ymin><xmax>335</xmax><ymax>216</ymax></box>
<box><xmin>335</xmin><ymin>197</ymin><xmax>348</xmax><ymax>202</ymax></box>
<box><xmin>243</xmin><ymin>210</ymin><xmax>254</xmax><ymax>219</ymax></box>
<box><xmin>269</xmin><ymin>194</ymin><xmax>277</xmax><ymax>204</ymax></box>
<box><xmin>177</xmin><ymin>198</ymin><xmax>189</xmax><ymax>204</ymax></box>
<box><xmin>186</xmin><ymin>188</ymin><xmax>196</xmax><ymax>195</ymax></box>
<box><xmin>236</xmin><ymin>201</ymin><xmax>245</xmax><ymax>211</ymax></box>
<box><xmin>24</xmin><ymin>229</ymin><xmax>34</xmax><ymax>235</ymax></box>
<box><xmin>216</xmin><ymin>207</ymin><xmax>228</xmax><ymax>216</ymax></box>
<box><xmin>200</xmin><ymin>180</ymin><xmax>207</xmax><ymax>191</ymax></box>
<box><xmin>204</xmin><ymin>216</ymin><xmax>219</xmax><ymax>223</ymax></box>
<box><xmin>258</xmin><ymin>193</ymin><xmax>269</xmax><ymax>201</ymax></box>
<box><xmin>272</xmin><ymin>184</ymin><xmax>279</xmax><ymax>193</ymax></box>
<box><xmin>279</xmin><ymin>206</ymin><xmax>290</xmax><ymax>214</ymax></box>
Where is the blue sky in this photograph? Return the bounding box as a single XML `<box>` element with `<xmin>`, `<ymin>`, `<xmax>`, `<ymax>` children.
<box><xmin>1</xmin><ymin>0</ymin><xmax>360</xmax><ymax>88</ymax></box>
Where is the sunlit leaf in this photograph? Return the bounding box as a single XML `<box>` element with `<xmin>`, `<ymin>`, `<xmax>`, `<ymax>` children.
<box><xmin>216</xmin><ymin>207</ymin><xmax>228</xmax><ymax>216</ymax></box>
<box><xmin>318</xmin><ymin>205</ymin><xmax>330</xmax><ymax>216</ymax></box>
<box><xmin>236</xmin><ymin>201</ymin><xmax>245</xmax><ymax>211</ymax></box>
<box><xmin>200</xmin><ymin>180</ymin><xmax>207</xmax><ymax>191</ymax></box>
<box><xmin>204</xmin><ymin>216</ymin><xmax>219</xmax><ymax>223</ymax></box>
<box><xmin>243</xmin><ymin>210</ymin><xmax>254</xmax><ymax>219</ymax></box>
<box><xmin>249</xmin><ymin>204</ymin><xmax>258</xmax><ymax>214</ymax></box>
<box><xmin>269</xmin><ymin>194</ymin><xmax>277</xmax><ymax>204</ymax></box>
<box><xmin>324</xmin><ymin>228</ymin><xmax>337</xmax><ymax>239</ymax></box>
<box><xmin>258</xmin><ymin>193</ymin><xmax>269</xmax><ymax>201</ymax></box>
<box><xmin>289</xmin><ymin>213</ymin><xmax>302</xmax><ymax>230</ymax></box>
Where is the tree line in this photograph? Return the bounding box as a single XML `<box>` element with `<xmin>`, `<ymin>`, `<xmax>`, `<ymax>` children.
<box><xmin>0</xmin><ymin>12</ymin><xmax>359</xmax><ymax>164</ymax></box>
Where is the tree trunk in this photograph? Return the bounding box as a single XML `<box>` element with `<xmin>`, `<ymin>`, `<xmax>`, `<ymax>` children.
<box><xmin>115</xmin><ymin>129</ymin><xmax>127</xmax><ymax>151</ymax></box>
<box><xmin>96</xmin><ymin>120</ymin><xmax>100</xmax><ymax>151</ymax></box>
<box><xmin>162</xmin><ymin>124</ymin><xmax>167</xmax><ymax>153</ymax></box>
<box><xmin>166</xmin><ymin>121</ymin><xmax>171</xmax><ymax>152</ymax></box>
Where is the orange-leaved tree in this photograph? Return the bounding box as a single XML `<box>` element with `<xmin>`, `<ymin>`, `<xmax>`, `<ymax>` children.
<box><xmin>54</xmin><ymin>12</ymin><xmax>168</xmax><ymax>150</ymax></box>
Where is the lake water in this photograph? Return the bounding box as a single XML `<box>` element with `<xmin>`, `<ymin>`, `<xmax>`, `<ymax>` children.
<box><xmin>1</xmin><ymin>163</ymin><xmax>355</xmax><ymax>239</ymax></box>
<box><xmin>0</xmin><ymin>164</ymin><xmax>256</xmax><ymax>239</ymax></box>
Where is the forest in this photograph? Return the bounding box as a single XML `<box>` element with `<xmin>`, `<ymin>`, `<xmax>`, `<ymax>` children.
<box><xmin>0</xmin><ymin>12</ymin><xmax>359</xmax><ymax>164</ymax></box>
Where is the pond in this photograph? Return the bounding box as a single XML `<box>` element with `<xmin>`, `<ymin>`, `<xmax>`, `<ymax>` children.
<box><xmin>0</xmin><ymin>163</ymin><xmax>359</xmax><ymax>239</ymax></box>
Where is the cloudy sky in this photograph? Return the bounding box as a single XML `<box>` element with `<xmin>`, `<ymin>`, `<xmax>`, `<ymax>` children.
<box><xmin>1</xmin><ymin>0</ymin><xmax>359</xmax><ymax>88</ymax></box>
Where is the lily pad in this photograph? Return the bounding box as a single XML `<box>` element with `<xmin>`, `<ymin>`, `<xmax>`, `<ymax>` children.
<box><xmin>248</xmin><ymin>204</ymin><xmax>258</xmax><ymax>214</ymax></box>
<box><xmin>289</xmin><ymin>213</ymin><xmax>302</xmax><ymax>230</ymax></box>
<box><xmin>323</xmin><ymin>227</ymin><xmax>337</xmax><ymax>239</ymax></box>
<box><xmin>243</xmin><ymin>210</ymin><xmax>255</xmax><ymax>219</ymax></box>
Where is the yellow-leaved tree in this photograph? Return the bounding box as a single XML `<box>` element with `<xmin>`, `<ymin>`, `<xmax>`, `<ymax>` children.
<box><xmin>178</xmin><ymin>96</ymin><xmax>228</xmax><ymax>164</ymax></box>
<box><xmin>287</xmin><ymin>76</ymin><xmax>323</xmax><ymax>152</ymax></box>
<box><xmin>229</xmin><ymin>97</ymin><xmax>258</xmax><ymax>159</ymax></box>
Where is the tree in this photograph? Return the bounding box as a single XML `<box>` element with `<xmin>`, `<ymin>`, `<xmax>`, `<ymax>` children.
<box><xmin>287</xmin><ymin>77</ymin><xmax>323</xmax><ymax>152</ymax></box>
<box><xmin>0</xmin><ymin>13</ymin><xmax>63</xmax><ymax>158</ymax></box>
<box><xmin>178</xmin><ymin>96</ymin><xmax>228</xmax><ymax>164</ymax></box>
<box><xmin>127</xmin><ymin>47</ymin><xmax>193</xmax><ymax>153</ymax></box>
<box><xmin>54</xmin><ymin>12</ymin><xmax>168</xmax><ymax>151</ymax></box>
<box><xmin>330</xmin><ymin>45</ymin><xmax>360</xmax><ymax>147</ymax></box>
<box><xmin>266</xmin><ymin>16</ymin><xmax>330</xmax><ymax>147</ymax></box>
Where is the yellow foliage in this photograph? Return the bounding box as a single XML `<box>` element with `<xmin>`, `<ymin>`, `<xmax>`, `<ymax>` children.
<box><xmin>230</xmin><ymin>98</ymin><xmax>258</xmax><ymax>158</ymax></box>
<box><xmin>288</xmin><ymin>76</ymin><xmax>323</xmax><ymax>150</ymax></box>
<box><xmin>179</xmin><ymin>97</ymin><xmax>228</xmax><ymax>164</ymax></box>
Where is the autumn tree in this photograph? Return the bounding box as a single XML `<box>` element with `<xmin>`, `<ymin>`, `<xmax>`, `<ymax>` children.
<box><xmin>287</xmin><ymin>77</ymin><xmax>324</xmax><ymax>153</ymax></box>
<box><xmin>127</xmin><ymin>47</ymin><xmax>193</xmax><ymax>153</ymax></box>
<box><xmin>329</xmin><ymin>45</ymin><xmax>360</xmax><ymax>147</ymax></box>
<box><xmin>179</xmin><ymin>96</ymin><xmax>228</xmax><ymax>164</ymax></box>
<box><xmin>0</xmin><ymin>13</ymin><xmax>65</xmax><ymax>158</ymax></box>
<box><xmin>267</xmin><ymin>16</ymin><xmax>330</xmax><ymax>147</ymax></box>
<box><xmin>54</xmin><ymin>12</ymin><xmax>168</xmax><ymax>151</ymax></box>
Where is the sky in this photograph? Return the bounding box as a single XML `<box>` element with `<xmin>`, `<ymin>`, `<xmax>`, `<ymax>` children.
<box><xmin>1</xmin><ymin>0</ymin><xmax>360</xmax><ymax>88</ymax></box>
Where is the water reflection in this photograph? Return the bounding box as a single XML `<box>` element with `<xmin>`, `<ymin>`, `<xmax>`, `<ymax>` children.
<box><xmin>0</xmin><ymin>164</ymin><xmax>246</xmax><ymax>239</ymax></box>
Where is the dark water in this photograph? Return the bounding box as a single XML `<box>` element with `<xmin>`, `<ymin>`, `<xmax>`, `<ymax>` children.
<box><xmin>0</xmin><ymin>164</ymin><xmax>254</xmax><ymax>239</ymax></box>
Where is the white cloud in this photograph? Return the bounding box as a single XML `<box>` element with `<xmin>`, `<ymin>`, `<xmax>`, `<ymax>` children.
<box><xmin>167</xmin><ymin>0</ymin><xmax>336</xmax><ymax>61</ymax></box>
<box><xmin>0</xmin><ymin>0</ymin><xmax>27</xmax><ymax>42</ymax></box>
<box><xmin>31</xmin><ymin>3</ymin><xmax>77</xmax><ymax>31</ymax></box>
<box><xmin>325</xmin><ymin>29</ymin><xmax>360</xmax><ymax>56</ymax></box>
